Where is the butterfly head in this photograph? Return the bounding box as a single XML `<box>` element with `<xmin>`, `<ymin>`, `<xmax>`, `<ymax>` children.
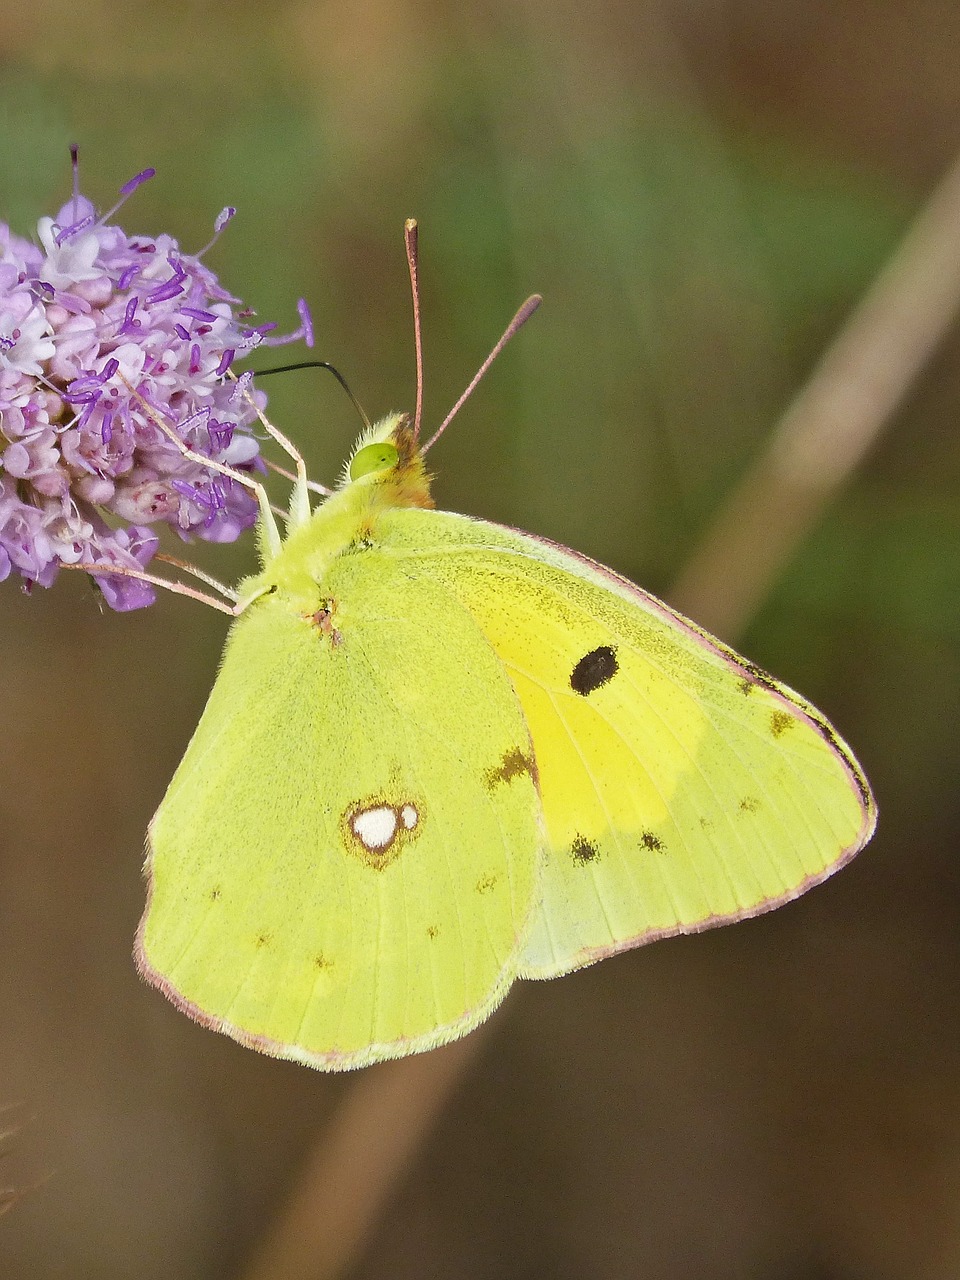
<box><xmin>342</xmin><ymin>412</ymin><xmax>433</xmax><ymax>510</ymax></box>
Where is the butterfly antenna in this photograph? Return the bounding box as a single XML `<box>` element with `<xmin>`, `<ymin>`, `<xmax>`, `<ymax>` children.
<box><xmin>421</xmin><ymin>294</ymin><xmax>542</xmax><ymax>454</ymax></box>
<box><xmin>253</xmin><ymin>360</ymin><xmax>371</xmax><ymax>431</ymax></box>
<box><xmin>69</xmin><ymin>143</ymin><xmax>80</xmax><ymax>221</ymax></box>
<box><xmin>405</xmin><ymin>219</ymin><xmax>425</xmax><ymax>440</ymax></box>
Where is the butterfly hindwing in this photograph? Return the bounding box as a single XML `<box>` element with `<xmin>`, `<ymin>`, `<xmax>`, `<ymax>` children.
<box><xmin>374</xmin><ymin>507</ymin><xmax>876</xmax><ymax>979</ymax></box>
<box><xmin>137</xmin><ymin>552</ymin><xmax>541</xmax><ymax>1070</ymax></box>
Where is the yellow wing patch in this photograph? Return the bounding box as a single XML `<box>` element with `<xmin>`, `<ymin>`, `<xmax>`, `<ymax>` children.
<box><xmin>377</xmin><ymin>508</ymin><xmax>875</xmax><ymax>979</ymax></box>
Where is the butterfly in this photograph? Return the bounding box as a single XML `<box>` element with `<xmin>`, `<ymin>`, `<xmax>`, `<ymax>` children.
<box><xmin>133</xmin><ymin>223</ymin><xmax>876</xmax><ymax>1071</ymax></box>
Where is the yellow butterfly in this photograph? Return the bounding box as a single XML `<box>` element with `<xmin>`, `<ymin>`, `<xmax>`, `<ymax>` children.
<box><xmin>134</xmin><ymin>223</ymin><xmax>876</xmax><ymax>1071</ymax></box>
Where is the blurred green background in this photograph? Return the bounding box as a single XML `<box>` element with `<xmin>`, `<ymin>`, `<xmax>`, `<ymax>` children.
<box><xmin>1</xmin><ymin>2</ymin><xmax>959</xmax><ymax>1277</ymax></box>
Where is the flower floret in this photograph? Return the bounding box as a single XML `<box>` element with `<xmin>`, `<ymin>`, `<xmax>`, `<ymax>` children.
<box><xmin>0</xmin><ymin>163</ymin><xmax>312</xmax><ymax>610</ymax></box>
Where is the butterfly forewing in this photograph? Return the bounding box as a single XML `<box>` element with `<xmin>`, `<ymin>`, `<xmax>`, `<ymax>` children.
<box><xmin>138</xmin><ymin>556</ymin><xmax>541</xmax><ymax>1070</ymax></box>
<box><xmin>376</xmin><ymin>508</ymin><xmax>876</xmax><ymax>979</ymax></box>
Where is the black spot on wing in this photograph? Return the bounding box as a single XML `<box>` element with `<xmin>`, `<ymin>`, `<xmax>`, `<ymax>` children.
<box><xmin>570</xmin><ymin>645</ymin><xmax>618</xmax><ymax>696</ymax></box>
<box><xmin>739</xmin><ymin>796</ymin><xmax>760</xmax><ymax>814</ymax></box>
<box><xmin>475</xmin><ymin>873</ymin><xmax>498</xmax><ymax>894</ymax></box>
<box><xmin>738</xmin><ymin>660</ymin><xmax>777</xmax><ymax>692</ymax></box>
<box><xmin>734</xmin><ymin>655</ymin><xmax>874</xmax><ymax>820</ymax></box>
<box><xmin>770</xmin><ymin>710</ymin><xmax>794</xmax><ymax>738</ymax></box>
<box><xmin>426</xmin><ymin>924</ymin><xmax>440</xmax><ymax>940</ymax></box>
<box><xmin>640</xmin><ymin>830</ymin><xmax>664</xmax><ymax>852</ymax></box>
<box><xmin>570</xmin><ymin>836</ymin><xmax>599</xmax><ymax>864</ymax></box>
<box><xmin>484</xmin><ymin>747</ymin><xmax>538</xmax><ymax>791</ymax></box>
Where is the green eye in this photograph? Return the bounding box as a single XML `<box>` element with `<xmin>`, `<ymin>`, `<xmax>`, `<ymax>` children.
<box><xmin>350</xmin><ymin>442</ymin><xmax>400</xmax><ymax>480</ymax></box>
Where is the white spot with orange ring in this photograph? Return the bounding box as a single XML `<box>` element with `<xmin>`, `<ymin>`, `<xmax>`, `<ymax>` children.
<box><xmin>400</xmin><ymin>803</ymin><xmax>419</xmax><ymax>830</ymax></box>
<box><xmin>351</xmin><ymin>805</ymin><xmax>399</xmax><ymax>851</ymax></box>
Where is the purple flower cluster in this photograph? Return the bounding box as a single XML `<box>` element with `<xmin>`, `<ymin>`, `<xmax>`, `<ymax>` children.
<box><xmin>0</xmin><ymin>158</ymin><xmax>312</xmax><ymax>609</ymax></box>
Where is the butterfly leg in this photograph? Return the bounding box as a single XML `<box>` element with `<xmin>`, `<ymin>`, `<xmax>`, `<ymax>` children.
<box><xmin>227</xmin><ymin>371</ymin><xmax>313</xmax><ymax>529</ymax></box>
<box><xmin>120</xmin><ymin>375</ymin><xmax>283</xmax><ymax>561</ymax></box>
<box><xmin>62</xmin><ymin>559</ymin><xmax>241</xmax><ymax>614</ymax></box>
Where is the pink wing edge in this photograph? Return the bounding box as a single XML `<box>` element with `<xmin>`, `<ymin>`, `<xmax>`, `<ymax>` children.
<box><xmin>470</xmin><ymin>517</ymin><xmax>878</xmax><ymax>973</ymax></box>
<box><xmin>132</xmin><ymin>822</ymin><xmax>529</xmax><ymax>1072</ymax></box>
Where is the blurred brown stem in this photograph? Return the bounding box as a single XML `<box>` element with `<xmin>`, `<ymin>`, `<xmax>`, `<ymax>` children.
<box><xmin>238</xmin><ymin>1032</ymin><xmax>488</xmax><ymax>1280</ymax></box>
<box><xmin>669</xmin><ymin>147</ymin><xmax>960</xmax><ymax>636</ymax></box>
<box><xmin>239</xmin><ymin>147</ymin><xmax>960</xmax><ymax>1280</ymax></box>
